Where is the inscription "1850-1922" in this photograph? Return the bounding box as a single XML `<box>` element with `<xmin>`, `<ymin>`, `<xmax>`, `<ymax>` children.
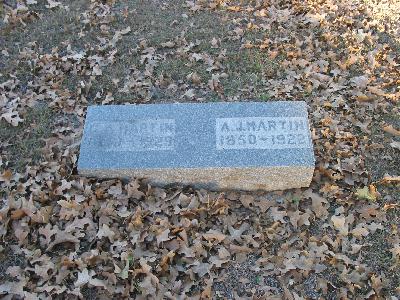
<box><xmin>216</xmin><ymin>117</ymin><xmax>311</xmax><ymax>150</ymax></box>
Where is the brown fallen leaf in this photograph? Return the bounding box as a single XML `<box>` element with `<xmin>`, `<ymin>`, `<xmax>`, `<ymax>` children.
<box><xmin>211</xmin><ymin>37</ymin><xmax>219</xmax><ymax>48</ymax></box>
<box><xmin>383</xmin><ymin>203</ymin><xmax>399</xmax><ymax>210</ymax></box>
<box><xmin>156</xmin><ymin>228</ymin><xmax>171</xmax><ymax>246</ymax></box>
<box><xmin>126</xmin><ymin>179</ymin><xmax>145</xmax><ymax>199</ymax></box>
<box><xmin>0</xmin><ymin>169</ymin><xmax>12</xmax><ymax>183</ymax></box>
<box><xmin>160</xmin><ymin>41</ymin><xmax>175</xmax><ymax>48</ymax></box>
<box><xmin>355</xmin><ymin>93</ymin><xmax>375</xmax><ymax>102</ymax></box>
<box><xmin>270</xmin><ymin>207</ymin><xmax>287</xmax><ymax>223</ymax></box>
<box><xmin>30</xmin><ymin>206</ymin><xmax>52</xmax><ymax>224</ymax></box>
<box><xmin>278</xmin><ymin>277</ymin><xmax>294</xmax><ymax>300</ymax></box>
<box><xmin>228</xmin><ymin>223</ymin><xmax>249</xmax><ymax>242</ymax></box>
<box><xmin>192</xmin><ymin>262</ymin><xmax>211</xmax><ymax>277</ymax></box>
<box><xmin>96</xmin><ymin>224</ymin><xmax>116</xmax><ymax>242</ymax></box>
<box><xmin>391</xmin><ymin>243</ymin><xmax>400</xmax><ymax>259</ymax></box>
<box><xmin>371</xmin><ymin>274</ymin><xmax>384</xmax><ymax>295</ymax></box>
<box><xmin>351</xmin><ymin>224</ymin><xmax>369</xmax><ymax>238</ymax></box>
<box><xmin>159</xmin><ymin>250</ymin><xmax>175</xmax><ymax>272</ymax></box>
<box><xmin>47</xmin><ymin>232</ymin><xmax>81</xmax><ymax>251</ymax></box>
<box><xmin>331</xmin><ymin>215</ymin><xmax>348</xmax><ymax>235</ymax></box>
<box><xmin>11</xmin><ymin>209</ymin><xmax>26</xmax><ymax>220</ymax></box>
<box><xmin>218</xmin><ymin>246</ymin><xmax>230</xmax><ymax>259</ymax></box>
<box><xmin>139</xmin><ymin>275</ymin><xmax>158</xmax><ymax>296</ymax></box>
<box><xmin>201</xmin><ymin>283</ymin><xmax>212</xmax><ymax>299</ymax></box>
<box><xmin>239</xmin><ymin>194</ymin><xmax>254</xmax><ymax>208</ymax></box>
<box><xmin>203</xmin><ymin>230</ymin><xmax>226</xmax><ymax>243</ymax></box>
<box><xmin>187</xmin><ymin>72</ymin><xmax>201</xmax><ymax>85</ymax></box>
<box><xmin>351</xmin><ymin>75</ymin><xmax>369</xmax><ymax>89</ymax></box>
<box><xmin>380</xmin><ymin>175</ymin><xmax>400</xmax><ymax>184</ymax></box>
<box><xmin>229</xmin><ymin>244</ymin><xmax>252</xmax><ymax>253</ymax></box>
<box><xmin>383</xmin><ymin>125</ymin><xmax>400</xmax><ymax>136</ymax></box>
<box><xmin>227</xmin><ymin>6</ymin><xmax>241</xmax><ymax>12</ymax></box>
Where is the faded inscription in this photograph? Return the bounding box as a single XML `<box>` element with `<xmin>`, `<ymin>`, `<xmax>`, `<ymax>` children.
<box><xmin>216</xmin><ymin>117</ymin><xmax>311</xmax><ymax>150</ymax></box>
<box><xmin>86</xmin><ymin>119</ymin><xmax>175</xmax><ymax>151</ymax></box>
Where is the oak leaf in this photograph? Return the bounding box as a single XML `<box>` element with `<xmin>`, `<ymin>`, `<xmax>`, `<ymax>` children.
<box><xmin>96</xmin><ymin>224</ymin><xmax>116</xmax><ymax>242</ymax></box>
<box><xmin>331</xmin><ymin>215</ymin><xmax>348</xmax><ymax>235</ymax></box>
<box><xmin>156</xmin><ymin>229</ymin><xmax>171</xmax><ymax>246</ymax></box>
<box><xmin>383</xmin><ymin>125</ymin><xmax>400</xmax><ymax>136</ymax></box>
<box><xmin>355</xmin><ymin>186</ymin><xmax>377</xmax><ymax>201</ymax></box>
<box><xmin>1</xmin><ymin>111</ymin><xmax>24</xmax><ymax>126</ymax></box>
<box><xmin>203</xmin><ymin>229</ymin><xmax>226</xmax><ymax>243</ymax></box>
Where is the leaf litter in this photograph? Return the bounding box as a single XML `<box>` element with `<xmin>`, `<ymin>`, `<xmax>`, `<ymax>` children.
<box><xmin>0</xmin><ymin>0</ymin><xmax>400</xmax><ymax>298</ymax></box>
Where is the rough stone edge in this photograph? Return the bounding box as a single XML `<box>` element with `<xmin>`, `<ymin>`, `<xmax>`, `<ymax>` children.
<box><xmin>78</xmin><ymin>166</ymin><xmax>314</xmax><ymax>191</ymax></box>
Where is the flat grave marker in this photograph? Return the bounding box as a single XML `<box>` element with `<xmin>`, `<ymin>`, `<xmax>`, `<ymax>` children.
<box><xmin>78</xmin><ymin>101</ymin><xmax>315</xmax><ymax>191</ymax></box>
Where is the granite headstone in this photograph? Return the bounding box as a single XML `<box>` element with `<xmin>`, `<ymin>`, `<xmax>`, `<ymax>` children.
<box><xmin>78</xmin><ymin>101</ymin><xmax>315</xmax><ymax>191</ymax></box>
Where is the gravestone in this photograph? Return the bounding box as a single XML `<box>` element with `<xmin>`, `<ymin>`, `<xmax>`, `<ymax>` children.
<box><xmin>78</xmin><ymin>101</ymin><xmax>315</xmax><ymax>191</ymax></box>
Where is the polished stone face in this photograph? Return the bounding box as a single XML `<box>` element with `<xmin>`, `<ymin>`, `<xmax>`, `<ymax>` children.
<box><xmin>78</xmin><ymin>101</ymin><xmax>315</xmax><ymax>191</ymax></box>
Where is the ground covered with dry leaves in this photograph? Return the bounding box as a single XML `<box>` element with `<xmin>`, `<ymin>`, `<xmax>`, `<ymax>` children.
<box><xmin>0</xmin><ymin>0</ymin><xmax>399</xmax><ymax>299</ymax></box>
